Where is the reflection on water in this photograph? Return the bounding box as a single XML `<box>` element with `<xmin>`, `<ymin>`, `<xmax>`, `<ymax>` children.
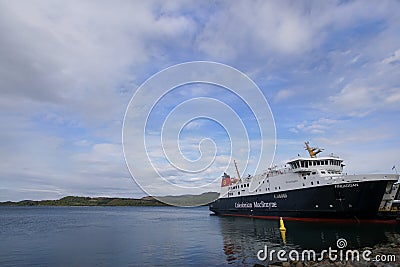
<box><xmin>217</xmin><ymin>216</ymin><xmax>400</xmax><ymax>265</ymax></box>
<box><xmin>219</xmin><ymin>217</ymin><xmax>282</xmax><ymax>264</ymax></box>
<box><xmin>283</xmin><ymin>220</ymin><xmax>399</xmax><ymax>250</ymax></box>
<box><xmin>0</xmin><ymin>206</ymin><xmax>398</xmax><ymax>266</ymax></box>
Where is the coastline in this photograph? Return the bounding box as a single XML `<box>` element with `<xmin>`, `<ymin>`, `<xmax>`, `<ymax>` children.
<box><xmin>0</xmin><ymin>192</ymin><xmax>219</xmax><ymax>207</ymax></box>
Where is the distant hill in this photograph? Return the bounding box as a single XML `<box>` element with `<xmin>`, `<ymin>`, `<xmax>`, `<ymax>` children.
<box><xmin>158</xmin><ymin>192</ymin><xmax>219</xmax><ymax>206</ymax></box>
<box><xmin>0</xmin><ymin>192</ymin><xmax>219</xmax><ymax>207</ymax></box>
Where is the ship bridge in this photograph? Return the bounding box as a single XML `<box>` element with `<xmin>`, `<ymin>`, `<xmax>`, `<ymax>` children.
<box><xmin>286</xmin><ymin>142</ymin><xmax>344</xmax><ymax>174</ymax></box>
<box><xmin>287</xmin><ymin>156</ymin><xmax>344</xmax><ymax>174</ymax></box>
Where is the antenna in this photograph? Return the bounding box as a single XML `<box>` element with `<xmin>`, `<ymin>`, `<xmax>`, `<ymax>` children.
<box><xmin>304</xmin><ymin>141</ymin><xmax>323</xmax><ymax>158</ymax></box>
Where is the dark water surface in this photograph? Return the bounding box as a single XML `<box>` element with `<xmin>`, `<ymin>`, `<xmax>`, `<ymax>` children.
<box><xmin>0</xmin><ymin>206</ymin><xmax>399</xmax><ymax>266</ymax></box>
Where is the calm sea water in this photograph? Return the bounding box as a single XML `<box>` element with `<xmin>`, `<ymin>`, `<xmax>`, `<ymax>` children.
<box><xmin>0</xmin><ymin>206</ymin><xmax>399</xmax><ymax>266</ymax></box>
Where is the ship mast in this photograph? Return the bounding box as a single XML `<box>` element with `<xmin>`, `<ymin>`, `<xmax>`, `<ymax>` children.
<box><xmin>234</xmin><ymin>160</ymin><xmax>241</xmax><ymax>181</ymax></box>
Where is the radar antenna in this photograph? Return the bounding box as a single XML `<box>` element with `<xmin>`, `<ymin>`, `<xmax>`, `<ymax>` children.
<box><xmin>304</xmin><ymin>141</ymin><xmax>324</xmax><ymax>158</ymax></box>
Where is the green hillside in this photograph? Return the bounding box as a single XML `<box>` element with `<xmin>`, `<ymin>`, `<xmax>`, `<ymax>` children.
<box><xmin>0</xmin><ymin>192</ymin><xmax>219</xmax><ymax>207</ymax></box>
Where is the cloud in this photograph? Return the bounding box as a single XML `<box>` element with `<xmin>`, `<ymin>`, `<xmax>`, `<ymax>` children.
<box><xmin>274</xmin><ymin>89</ymin><xmax>295</xmax><ymax>102</ymax></box>
<box><xmin>328</xmin><ymin>82</ymin><xmax>400</xmax><ymax>117</ymax></box>
<box><xmin>196</xmin><ymin>1</ymin><xmax>318</xmax><ymax>60</ymax></box>
<box><xmin>0</xmin><ymin>1</ymin><xmax>197</xmax><ymax>120</ymax></box>
<box><xmin>291</xmin><ymin>118</ymin><xmax>342</xmax><ymax>134</ymax></box>
<box><xmin>1</xmin><ymin>1</ymin><xmax>400</xmax><ymax>200</ymax></box>
<box><xmin>382</xmin><ymin>48</ymin><xmax>400</xmax><ymax>65</ymax></box>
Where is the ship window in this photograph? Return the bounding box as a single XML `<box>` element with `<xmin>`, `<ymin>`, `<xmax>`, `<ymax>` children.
<box><xmin>279</xmin><ymin>186</ymin><xmax>281</xmax><ymax>189</ymax></box>
<box><xmin>301</xmin><ymin>161</ymin><xmax>305</xmax><ymax>168</ymax></box>
<box><xmin>312</xmin><ymin>172</ymin><xmax>316</xmax><ymax>175</ymax></box>
<box><xmin>325</xmin><ymin>160</ymin><xmax>328</xmax><ymax>165</ymax></box>
<box><xmin>303</xmin><ymin>183</ymin><xmax>305</xmax><ymax>186</ymax></box>
<box><xmin>311</xmin><ymin>182</ymin><xmax>313</xmax><ymax>185</ymax></box>
<box><xmin>238</xmin><ymin>192</ymin><xmax>240</xmax><ymax>195</ymax></box>
<box><xmin>247</xmin><ymin>183</ymin><xmax>249</xmax><ymax>187</ymax></box>
<box><xmin>317</xmin><ymin>181</ymin><xmax>320</xmax><ymax>184</ymax></box>
<box><xmin>303</xmin><ymin>176</ymin><xmax>306</xmax><ymax>180</ymax></box>
<box><xmin>321</xmin><ymin>171</ymin><xmax>326</xmax><ymax>174</ymax></box>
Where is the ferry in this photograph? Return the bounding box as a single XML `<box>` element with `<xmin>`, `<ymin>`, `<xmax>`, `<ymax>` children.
<box><xmin>209</xmin><ymin>142</ymin><xmax>400</xmax><ymax>222</ymax></box>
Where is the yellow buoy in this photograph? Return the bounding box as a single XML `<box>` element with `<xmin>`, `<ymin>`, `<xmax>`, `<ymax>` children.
<box><xmin>279</xmin><ymin>217</ymin><xmax>286</xmax><ymax>245</ymax></box>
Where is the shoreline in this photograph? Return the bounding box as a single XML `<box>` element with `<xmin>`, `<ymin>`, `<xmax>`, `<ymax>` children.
<box><xmin>0</xmin><ymin>193</ymin><xmax>218</xmax><ymax>207</ymax></box>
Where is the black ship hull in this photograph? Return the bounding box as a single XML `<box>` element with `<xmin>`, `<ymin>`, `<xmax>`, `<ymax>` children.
<box><xmin>209</xmin><ymin>180</ymin><xmax>399</xmax><ymax>222</ymax></box>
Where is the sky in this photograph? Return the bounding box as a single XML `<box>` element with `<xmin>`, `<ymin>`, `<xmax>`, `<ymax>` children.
<box><xmin>0</xmin><ymin>0</ymin><xmax>399</xmax><ymax>201</ymax></box>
